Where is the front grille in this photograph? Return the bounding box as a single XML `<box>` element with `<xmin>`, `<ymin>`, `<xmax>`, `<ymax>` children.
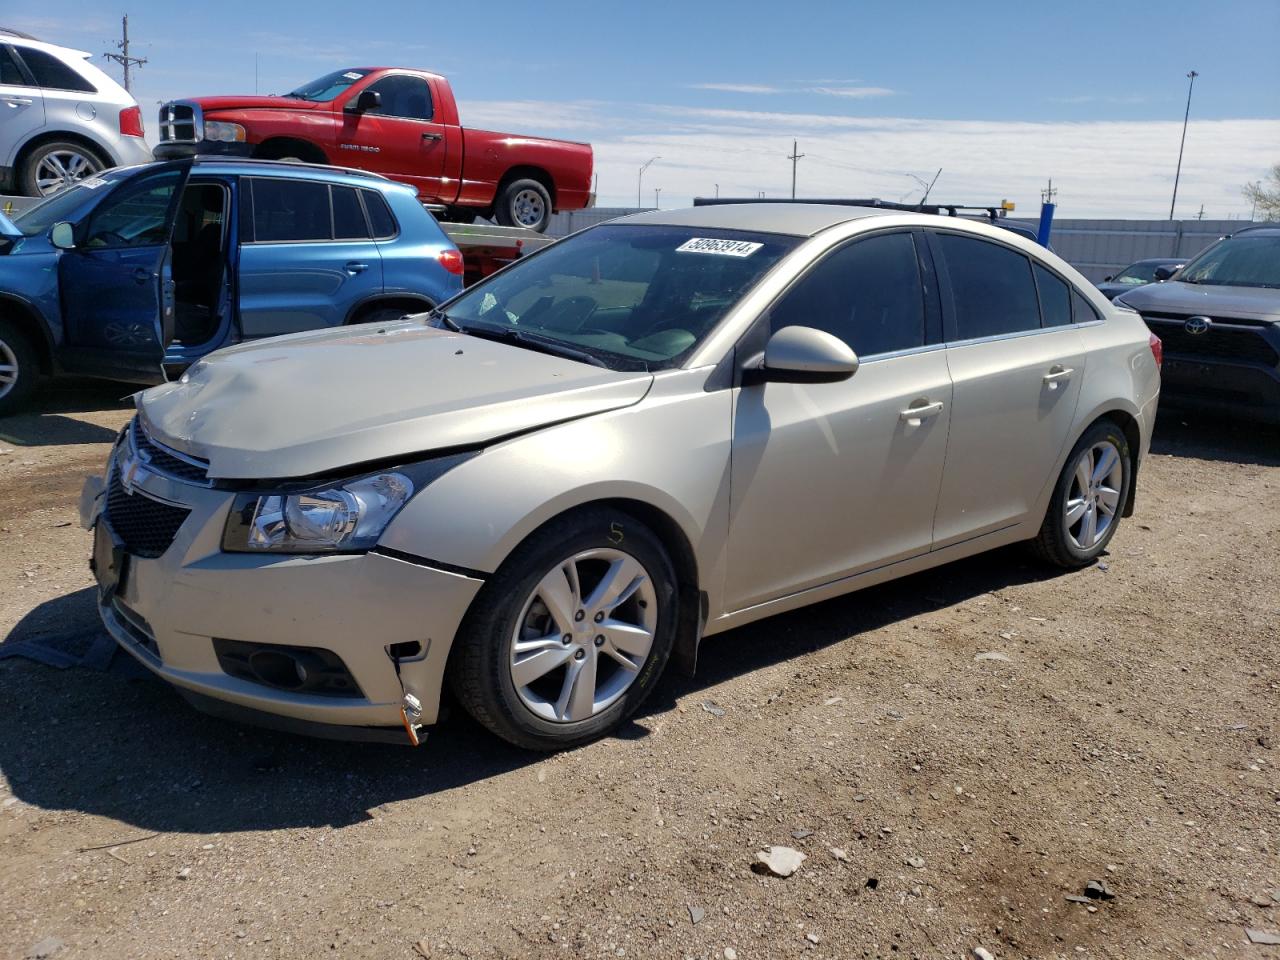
<box><xmin>130</xmin><ymin>418</ymin><xmax>211</xmax><ymax>486</ymax></box>
<box><xmin>1144</xmin><ymin>316</ymin><xmax>1279</xmax><ymax>367</ymax></box>
<box><xmin>106</xmin><ymin>464</ymin><xmax>191</xmax><ymax>559</ymax></box>
<box><xmin>157</xmin><ymin>101</ymin><xmax>200</xmax><ymax>143</ymax></box>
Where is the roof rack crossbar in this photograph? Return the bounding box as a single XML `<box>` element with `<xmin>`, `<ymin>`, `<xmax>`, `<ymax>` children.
<box><xmin>692</xmin><ymin>197</ymin><xmax>1010</xmax><ymax>220</ymax></box>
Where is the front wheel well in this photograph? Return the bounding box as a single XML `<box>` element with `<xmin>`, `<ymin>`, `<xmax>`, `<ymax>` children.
<box><xmin>252</xmin><ymin>137</ymin><xmax>329</xmax><ymax>164</ymax></box>
<box><xmin>0</xmin><ymin>297</ymin><xmax>54</xmax><ymax>375</ymax></box>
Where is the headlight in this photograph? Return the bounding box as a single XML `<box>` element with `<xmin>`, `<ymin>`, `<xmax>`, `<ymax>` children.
<box><xmin>203</xmin><ymin>121</ymin><xmax>246</xmax><ymax>143</ymax></box>
<box><xmin>221</xmin><ymin>455</ymin><xmax>470</xmax><ymax>554</ymax></box>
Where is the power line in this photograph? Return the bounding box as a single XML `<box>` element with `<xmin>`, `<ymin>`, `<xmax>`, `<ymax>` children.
<box><xmin>102</xmin><ymin>14</ymin><xmax>146</xmax><ymax>92</ymax></box>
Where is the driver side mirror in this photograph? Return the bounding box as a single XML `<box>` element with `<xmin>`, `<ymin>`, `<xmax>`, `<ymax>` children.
<box><xmin>1153</xmin><ymin>266</ymin><xmax>1175</xmax><ymax>281</ymax></box>
<box><xmin>50</xmin><ymin>221</ymin><xmax>75</xmax><ymax>250</ymax></box>
<box><xmin>346</xmin><ymin>89</ymin><xmax>381</xmax><ymax>114</ymax></box>
<box><xmin>746</xmin><ymin>326</ymin><xmax>859</xmax><ymax>385</ymax></box>
<box><xmin>1102</xmin><ymin>275</ymin><xmax>1113</xmax><ymax>282</ymax></box>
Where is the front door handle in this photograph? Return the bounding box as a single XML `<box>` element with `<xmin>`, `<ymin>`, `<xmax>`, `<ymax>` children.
<box><xmin>421</xmin><ymin>132</ymin><xmax>442</xmax><ymax>142</ymax></box>
<box><xmin>899</xmin><ymin>399</ymin><xmax>945</xmax><ymax>424</ymax></box>
<box><xmin>132</xmin><ymin>267</ymin><xmax>152</xmax><ymax>284</ymax></box>
<box><xmin>345</xmin><ymin>261</ymin><xmax>370</xmax><ymax>274</ymax></box>
<box><xmin>1043</xmin><ymin>365</ymin><xmax>1074</xmax><ymax>388</ymax></box>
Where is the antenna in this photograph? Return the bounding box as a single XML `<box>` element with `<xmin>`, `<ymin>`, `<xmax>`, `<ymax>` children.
<box><xmin>102</xmin><ymin>14</ymin><xmax>146</xmax><ymax>92</ymax></box>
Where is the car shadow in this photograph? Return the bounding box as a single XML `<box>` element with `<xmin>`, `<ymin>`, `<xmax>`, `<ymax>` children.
<box><xmin>0</xmin><ymin>378</ymin><xmax>134</xmax><ymax>447</ymax></box>
<box><xmin>0</xmin><ymin>545</ymin><xmax>1067</xmax><ymax>835</ymax></box>
<box><xmin>1151</xmin><ymin>407</ymin><xmax>1280</xmax><ymax>466</ymax></box>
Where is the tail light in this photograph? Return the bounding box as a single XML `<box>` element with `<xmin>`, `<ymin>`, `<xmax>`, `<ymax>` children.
<box><xmin>438</xmin><ymin>248</ymin><xmax>464</xmax><ymax>276</ymax></box>
<box><xmin>1148</xmin><ymin>332</ymin><xmax>1163</xmax><ymax>369</ymax></box>
<box><xmin>119</xmin><ymin>106</ymin><xmax>145</xmax><ymax>138</ymax></box>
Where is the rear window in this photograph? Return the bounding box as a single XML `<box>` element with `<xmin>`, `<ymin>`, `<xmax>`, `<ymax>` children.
<box><xmin>1072</xmin><ymin>289</ymin><xmax>1102</xmax><ymax>324</ymax></box>
<box><xmin>935</xmin><ymin>232</ymin><xmax>1040</xmax><ymax>340</ymax></box>
<box><xmin>362</xmin><ymin>190</ymin><xmax>398</xmax><ymax>238</ymax></box>
<box><xmin>1034</xmin><ymin>263</ymin><xmax>1073</xmax><ymax>327</ymax></box>
<box><xmin>16</xmin><ymin>46</ymin><xmax>96</xmax><ymax>93</ymax></box>
<box><xmin>332</xmin><ymin>186</ymin><xmax>370</xmax><ymax>239</ymax></box>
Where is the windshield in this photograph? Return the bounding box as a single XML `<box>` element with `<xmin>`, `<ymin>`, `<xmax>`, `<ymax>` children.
<box><xmin>440</xmin><ymin>224</ymin><xmax>800</xmax><ymax>371</ymax></box>
<box><xmin>10</xmin><ymin>173</ymin><xmax>125</xmax><ymax>236</ymax></box>
<box><xmin>1114</xmin><ymin>262</ymin><xmax>1164</xmax><ymax>284</ymax></box>
<box><xmin>287</xmin><ymin>69</ymin><xmax>369</xmax><ymax>101</ymax></box>
<box><xmin>1178</xmin><ymin>234</ymin><xmax>1280</xmax><ymax>289</ymax></box>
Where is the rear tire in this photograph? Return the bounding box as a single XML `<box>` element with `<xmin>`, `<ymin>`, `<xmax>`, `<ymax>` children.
<box><xmin>19</xmin><ymin>140</ymin><xmax>106</xmax><ymax>197</ymax></box>
<box><xmin>449</xmin><ymin>507</ymin><xmax>678</xmax><ymax>751</ymax></box>
<box><xmin>493</xmin><ymin>178</ymin><xmax>551</xmax><ymax>232</ymax></box>
<box><xmin>1030</xmin><ymin>420</ymin><xmax>1131</xmax><ymax>568</ymax></box>
<box><xmin>0</xmin><ymin>317</ymin><xmax>40</xmax><ymax>415</ymax></box>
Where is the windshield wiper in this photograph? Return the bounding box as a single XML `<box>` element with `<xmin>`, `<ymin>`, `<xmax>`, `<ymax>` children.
<box><xmin>459</xmin><ymin>325</ymin><xmax>607</xmax><ymax>368</ymax></box>
<box><xmin>426</xmin><ymin>307</ymin><xmax>462</xmax><ymax>332</ymax></box>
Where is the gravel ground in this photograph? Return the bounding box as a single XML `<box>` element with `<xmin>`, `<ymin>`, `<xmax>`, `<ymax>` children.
<box><xmin>1</xmin><ymin>379</ymin><xmax>1277</xmax><ymax>960</ymax></box>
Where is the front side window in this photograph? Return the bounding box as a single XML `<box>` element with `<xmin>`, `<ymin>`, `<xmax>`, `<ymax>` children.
<box><xmin>82</xmin><ymin>171</ymin><xmax>182</xmax><ymax>248</ymax></box>
<box><xmin>250</xmin><ymin>178</ymin><xmax>331</xmax><ymax>242</ymax></box>
<box><xmin>1034</xmin><ymin>263</ymin><xmax>1072</xmax><ymax>327</ymax></box>
<box><xmin>287</xmin><ymin>69</ymin><xmax>368</xmax><ymax>102</ymax></box>
<box><xmin>935</xmin><ymin>232</ymin><xmax>1040</xmax><ymax>340</ymax></box>
<box><xmin>769</xmin><ymin>232</ymin><xmax>926</xmax><ymax>357</ymax></box>
<box><xmin>1177</xmin><ymin>234</ymin><xmax>1280</xmax><ymax>289</ymax></box>
<box><xmin>441</xmin><ymin>224</ymin><xmax>798</xmax><ymax>370</ymax></box>
<box><xmin>363</xmin><ymin>75</ymin><xmax>434</xmax><ymax>121</ymax></box>
<box><xmin>16</xmin><ymin>46</ymin><xmax>95</xmax><ymax>93</ymax></box>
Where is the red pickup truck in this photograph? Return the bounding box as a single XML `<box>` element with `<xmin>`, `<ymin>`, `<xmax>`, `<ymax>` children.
<box><xmin>153</xmin><ymin>67</ymin><xmax>593</xmax><ymax>232</ymax></box>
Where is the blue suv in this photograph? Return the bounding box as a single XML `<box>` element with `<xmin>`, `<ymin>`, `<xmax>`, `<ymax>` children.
<box><xmin>0</xmin><ymin>157</ymin><xmax>463</xmax><ymax>413</ymax></box>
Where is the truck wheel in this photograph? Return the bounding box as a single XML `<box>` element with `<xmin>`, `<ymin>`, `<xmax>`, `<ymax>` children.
<box><xmin>19</xmin><ymin>141</ymin><xmax>106</xmax><ymax>197</ymax></box>
<box><xmin>494</xmin><ymin>179</ymin><xmax>551</xmax><ymax>232</ymax></box>
<box><xmin>0</xmin><ymin>318</ymin><xmax>39</xmax><ymax>415</ymax></box>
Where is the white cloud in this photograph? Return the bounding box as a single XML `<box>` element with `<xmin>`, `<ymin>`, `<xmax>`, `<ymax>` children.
<box><xmin>461</xmin><ymin>98</ymin><xmax>1277</xmax><ymax>217</ymax></box>
<box><xmin>807</xmin><ymin>86</ymin><xmax>896</xmax><ymax>99</ymax></box>
<box><xmin>690</xmin><ymin>83</ymin><xmax>786</xmax><ymax>94</ymax></box>
<box><xmin>688</xmin><ymin>83</ymin><xmax>896</xmax><ymax>99</ymax></box>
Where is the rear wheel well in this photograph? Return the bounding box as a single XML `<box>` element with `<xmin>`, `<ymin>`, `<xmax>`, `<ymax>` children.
<box><xmin>346</xmin><ymin>296</ymin><xmax>434</xmax><ymax>325</ymax></box>
<box><xmin>497</xmin><ymin>165</ymin><xmax>556</xmax><ymax>208</ymax></box>
<box><xmin>252</xmin><ymin>138</ymin><xmax>328</xmax><ymax>164</ymax></box>
<box><xmin>15</xmin><ymin>131</ymin><xmax>111</xmax><ymax>175</ymax></box>
<box><xmin>0</xmin><ymin>297</ymin><xmax>53</xmax><ymax>375</ymax></box>
<box><xmin>1096</xmin><ymin>410</ymin><xmax>1142</xmax><ymax>517</ymax></box>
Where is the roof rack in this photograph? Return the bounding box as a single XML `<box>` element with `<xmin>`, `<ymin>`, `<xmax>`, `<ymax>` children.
<box><xmin>188</xmin><ymin>155</ymin><xmax>393</xmax><ymax>182</ymax></box>
<box><xmin>692</xmin><ymin>196</ymin><xmax>1014</xmax><ymax>221</ymax></box>
<box><xmin>0</xmin><ymin>27</ymin><xmax>40</xmax><ymax>40</ymax></box>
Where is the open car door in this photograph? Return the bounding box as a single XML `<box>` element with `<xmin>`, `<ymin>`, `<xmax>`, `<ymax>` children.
<box><xmin>57</xmin><ymin>164</ymin><xmax>191</xmax><ymax>383</ymax></box>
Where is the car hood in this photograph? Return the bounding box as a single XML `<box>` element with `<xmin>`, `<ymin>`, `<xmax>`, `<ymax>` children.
<box><xmin>137</xmin><ymin>321</ymin><xmax>654</xmax><ymax>480</ymax></box>
<box><xmin>188</xmin><ymin>95</ymin><xmax>328</xmax><ymax>113</ymax></box>
<box><xmin>1117</xmin><ymin>280</ymin><xmax>1280</xmax><ymax>322</ymax></box>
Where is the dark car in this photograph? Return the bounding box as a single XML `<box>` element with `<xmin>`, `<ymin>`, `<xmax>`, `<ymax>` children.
<box><xmin>1095</xmin><ymin>257</ymin><xmax>1186</xmax><ymax>300</ymax></box>
<box><xmin>1115</xmin><ymin>225</ymin><xmax>1280</xmax><ymax>422</ymax></box>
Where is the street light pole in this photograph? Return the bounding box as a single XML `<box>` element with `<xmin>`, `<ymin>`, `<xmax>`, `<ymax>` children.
<box><xmin>654</xmin><ymin>187</ymin><xmax>662</xmax><ymax>208</ymax></box>
<box><xmin>1169</xmin><ymin>70</ymin><xmax>1199</xmax><ymax>220</ymax></box>
<box><xmin>638</xmin><ymin>156</ymin><xmax>660</xmax><ymax>209</ymax></box>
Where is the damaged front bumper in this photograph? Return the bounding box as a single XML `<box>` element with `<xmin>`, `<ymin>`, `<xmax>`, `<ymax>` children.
<box><xmin>80</xmin><ymin>465</ymin><xmax>483</xmax><ymax>746</ymax></box>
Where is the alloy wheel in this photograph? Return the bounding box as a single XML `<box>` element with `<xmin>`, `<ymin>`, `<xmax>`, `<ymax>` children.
<box><xmin>1064</xmin><ymin>440</ymin><xmax>1123</xmax><ymax>551</ymax></box>
<box><xmin>509</xmin><ymin>547</ymin><xmax>658</xmax><ymax>723</ymax></box>
<box><xmin>0</xmin><ymin>337</ymin><xmax>18</xmax><ymax>400</ymax></box>
<box><xmin>34</xmin><ymin>149</ymin><xmax>102</xmax><ymax>196</ymax></box>
<box><xmin>511</xmin><ymin>188</ymin><xmax>546</xmax><ymax>228</ymax></box>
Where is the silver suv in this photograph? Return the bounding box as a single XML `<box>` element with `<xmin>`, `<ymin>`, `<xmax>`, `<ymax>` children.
<box><xmin>81</xmin><ymin>203</ymin><xmax>1161</xmax><ymax>751</ymax></box>
<box><xmin>0</xmin><ymin>30</ymin><xmax>152</xmax><ymax>197</ymax></box>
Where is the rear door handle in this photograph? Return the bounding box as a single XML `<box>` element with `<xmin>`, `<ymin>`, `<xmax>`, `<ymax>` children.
<box><xmin>345</xmin><ymin>261</ymin><xmax>370</xmax><ymax>274</ymax></box>
<box><xmin>421</xmin><ymin>132</ymin><xmax>442</xmax><ymax>142</ymax></box>
<box><xmin>1043</xmin><ymin>365</ymin><xmax>1074</xmax><ymax>388</ymax></box>
<box><xmin>2</xmin><ymin>96</ymin><xmax>34</xmax><ymax>107</ymax></box>
<box><xmin>132</xmin><ymin>267</ymin><xmax>152</xmax><ymax>284</ymax></box>
<box><xmin>899</xmin><ymin>399</ymin><xmax>945</xmax><ymax>424</ymax></box>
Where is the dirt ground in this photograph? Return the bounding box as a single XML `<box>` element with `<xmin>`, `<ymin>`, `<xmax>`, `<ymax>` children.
<box><xmin>1</xmin><ymin>378</ymin><xmax>1277</xmax><ymax>960</ymax></box>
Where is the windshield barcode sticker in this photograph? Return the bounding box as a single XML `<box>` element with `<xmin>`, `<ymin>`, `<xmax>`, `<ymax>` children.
<box><xmin>676</xmin><ymin>237</ymin><xmax>763</xmax><ymax>257</ymax></box>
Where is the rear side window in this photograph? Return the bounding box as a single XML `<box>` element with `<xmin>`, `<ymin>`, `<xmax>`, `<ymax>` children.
<box><xmin>16</xmin><ymin>46</ymin><xmax>96</xmax><ymax>93</ymax></box>
<box><xmin>331</xmin><ymin>186</ymin><xmax>370</xmax><ymax>239</ymax></box>
<box><xmin>250</xmin><ymin>178</ymin><xmax>332</xmax><ymax>242</ymax></box>
<box><xmin>935</xmin><ymin>233</ymin><xmax>1040</xmax><ymax>340</ymax></box>
<box><xmin>0</xmin><ymin>46</ymin><xmax>28</xmax><ymax>86</ymax></box>
<box><xmin>770</xmin><ymin>232</ymin><xmax>926</xmax><ymax>357</ymax></box>
<box><xmin>362</xmin><ymin>190</ymin><xmax>398</xmax><ymax>238</ymax></box>
<box><xmin>1034</xmin><ymin>263</ymin><xmax>1072</xmax><ymax>327</ymax></box>
<box><xmin>1072</xmin><ymin>289</ymin><xmax>1102</xmax><ymax>324</ymax></box>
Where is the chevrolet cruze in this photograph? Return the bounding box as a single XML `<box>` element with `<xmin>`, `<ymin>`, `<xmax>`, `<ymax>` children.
<box><xmin>81</xmin><ymin>204</ymin><xmax>1162</xmax><ymax>750</ymax></box>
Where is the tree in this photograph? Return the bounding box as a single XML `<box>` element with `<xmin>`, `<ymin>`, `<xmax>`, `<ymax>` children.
<box><xmin>1242</xmin><ymin>163</ymin><xmax>1280</xmax><ymax>221</ymax></box>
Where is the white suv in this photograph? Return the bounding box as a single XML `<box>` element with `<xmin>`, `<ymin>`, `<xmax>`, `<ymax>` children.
<box><xmin>0</xmin><ymin>30</ymin><xmax>152</xmax><ymax>197</ymax></box>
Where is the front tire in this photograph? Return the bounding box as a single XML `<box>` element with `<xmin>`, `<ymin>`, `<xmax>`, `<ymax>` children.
<box><xmin>449</xmin><ymin>508</ymin><xmax>678</xmax><ymax>750</ymax></box>
<box><xmin>19</xmin><ymin>141</ymin><xmax>106</xmax><ymax>197</ymax></box>
<box><xmin>1031</xmin><ymin>420</ymin><xmax>1131</xmax><ymax>568</ymax></box>
<box><xmin>0</xmin><ymin>318</ymin><xmax>39</xmax><ymax>415</ymax></box>
<box><xmin>493</xmin><ymin>178</ymin><xmax>552</xmax><ymax>232</ymax></box>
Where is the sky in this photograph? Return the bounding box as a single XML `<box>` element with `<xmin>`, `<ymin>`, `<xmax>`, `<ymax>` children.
<box><xmin>17</xmin><ymin>0</ymin><xmax>1280</xmax><ymax>218</ymax></box>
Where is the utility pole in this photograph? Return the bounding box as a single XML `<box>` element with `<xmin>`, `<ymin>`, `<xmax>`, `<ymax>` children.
<box><xmin>787</xmin><ymin>140</ymin><xmax>805</xmax><ymax>200</ymax></box>
<box><xmin>103</xmin><ymin>14</ymin><xmax>146</xmax><ymax>93</ymax></box>
<box><xmin>1196</xmin><ymin>204</ymin><xmax>1205</xmax><ymax>220</ymax></box>
<box><xmin>1169</xmin><ymin>70</ymin><xmax>1199</xmax><ymax>220</ymax></box>
<box><xmin>638</xmin><ymin>156</ymin><xmax>660</xmax><ymax>209</ymax></box>
<box><xmin>714</xmin><ymin>183</ymin><xmax>719</xmax><ymax>199</ymax></box>
<box><xmin>1041</xmin><ymin>179</ymin><xmax>1058</xmax><ymax>205</ymax></box>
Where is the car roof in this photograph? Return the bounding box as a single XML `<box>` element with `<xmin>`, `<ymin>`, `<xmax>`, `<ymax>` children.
<box><xmin>1231</xmin><ymin>224</ymin><xmax>1280</xmax><ymax>237</ymax></box>
<box><xmin>618</xmin><ymin>203</ymin><xmax>896</xmax><ymax>238</ymax></box>
<box><xmin>187</xmin><ymin>157</ymin><xmax>413</xmax><ymax>193</ymax></box>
